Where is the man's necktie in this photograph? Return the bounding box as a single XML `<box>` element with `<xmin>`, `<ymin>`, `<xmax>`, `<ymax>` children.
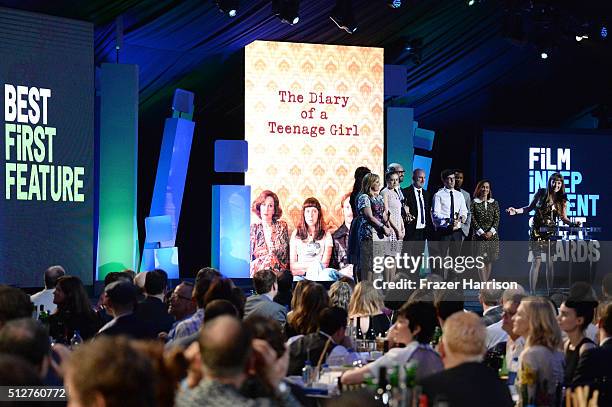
<box><xmin>418</xmin><ymin>190</ymin><xmax>425</xmax><ymax>225</ymax></box>
<box><xmin>449</xmin><ymin>189</ymin><xmax>455</xmax><ymax>224</ymax></box>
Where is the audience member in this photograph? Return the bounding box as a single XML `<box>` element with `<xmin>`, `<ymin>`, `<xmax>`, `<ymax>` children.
<box><xmin>420</xmin><ymin>312</ymin><xmax>513</xmax><ymax>407</ymax></box>
<box><xmin>434</xmin><ymin>289</ymin><xmax>465</xmax><ymax>327</ymax></box>
<box><xmin>285</xmin><ymin>282</ymin><xmax>329</xmax><ymax>338</ymax></box>
<box><xmin>486</xmin><ymin>289</ymin><xmax>526</xmax><ymax>384</ymax></box>
<box><xmin>512</xmin><ymin>296</ymin><xmax>564</xmax><ymax>407</ymax></box>
<box><xmin>97</xmin><ymin>280</ymin><xmax>156</xmax><ymax>339</ymax></box>
<box><xmin>288</xmin><ymin>307</ymin><xmax>350</xmax><ymax>375</ymax></box>
<box><xmin>273</xmin><ymin>269</ymin><xmax>293</xmax><ymax>310</ymax></box>
<box><xmin>573</xmin><ymin>301</ymin><xmax>612</xmax><ymax>407</ymax></box>
<box><xmin>168</xmin><ymin>299</ymin><xmax>240</xmax><ymax>352</ymax></box>
<box><xmin>558</xmin><ymin>297</ymin><xmax>597</xmax><ymax>385</ymax></box>
<box><xmin>242</xmin><ymin>315</ymin><xmax>301</xmax><ymax>402</ymax></box>
<box><xmin>0</xmin><ymin>318</ymin><xmax>50</xmax><ymax>380</ymax></box>
<box><xmin>170</xmin><ymin>271</ymin><xmax>218</xmax><ymax>342</ymax></box>
<box><xmin>200</xmin><ymin>277</ymin><xmax>245</xmax><ymax>318</ymax></box>
<box><xmin>479</xmin><ymin>288</ymin><xmax>503</xmax><ymax>326</ymax></box>
<box><xmin>30</xmin><ymin>265</ymin><xmax>65</xmax><ymax>316</ymax></box>
<box><xmin>289</xmin><ymin>280</ymin><xmax>313</xmax><ymax>314</ymax></box>
<box><xmin>135</xmin><ymin>269</ymin><xmax>175</xmax><ymax>335</ymax></box>
<box><xmin>66</xmin><ymin>336</ymin><xmax>157</xmax><ymax>407</ymax></box>
<box><xmin>175</xmin><ymin>316</ymin><xmax>297</xmax><ymax>406</ymax></box>
<box><xmin>342</xmin><ymin>301</ymin><xmax>442</xmax><ymax>384</ymax></box>
<box><xmin>48</xmin><ymin>275</ymin><xmax>101</xmax><ymax>342</ymax></box>
<box><xmin>165</xmin><ymin>282</ymin><xmax>197</xmax><ymax>342</ymax></box>
<box><xmin>244</xmin><ymin>269</ymin><xmax>287</xmax><ymax>326</ymax></box>
<box><xmin>329</xmin><ymin>281</ymin><xmax>352</xmax><ymax>311</ymax></box>
<box><xmin>348</xmin><ymin>281</ymin><xmax>391</xmax><ymax>340</ymax></box>
<box><xmin>0</xmin><ymin>285</ymin><xmax>33</xmax><ymax>328</ymax></box>
<box><xmin>0</xmin><ymin>354</ymin><xmax>42</xmax><ymax>387</ymax></box>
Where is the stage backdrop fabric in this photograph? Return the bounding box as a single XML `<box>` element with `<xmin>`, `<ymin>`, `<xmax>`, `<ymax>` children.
<box><xmin>0</xmin><ymin>8</ymin><xmax>94</xmax><ymax>286</ymax></box>
<box><xmin>244</xmin><ymin>41</ymin><xmax>384</xmax><ymax>232</ymax></box>
<box><xmin>482</xmin><ymin>129</ymin><xmax>610</xmax><ymax>241</ymax></box>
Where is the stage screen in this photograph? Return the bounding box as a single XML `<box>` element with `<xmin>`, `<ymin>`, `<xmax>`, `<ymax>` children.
<box><xmin>0</xmin><ymin>8</ymin><xmax>94</xmax><ymax>286</ymax></box>
<box><xmin>245</xmin><ymin>41</ymin><xmax>384</xmax><ymax>280</ymax></box>
<box><xmin>482</xmin><ymin>129</ymin><xmax>610</xmax><ymax>241</ymax></box>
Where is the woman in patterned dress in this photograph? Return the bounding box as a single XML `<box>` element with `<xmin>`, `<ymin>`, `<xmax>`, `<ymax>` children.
<box><xmin>249</xmin><ymin>190</ymin><xmax>289</xmax><ymax>277</ymax></box>
<box><xmin>381</xmin><ymin>170</ymin><xmax>405</xmax><ymax>252</ymax></box>
<box><xmin>471</xmin><ymin>180</ymin><xmax>500</xmax><ymax>281</ymax></box>
<box><xmin>507</xmin><ymin>173</ymin><xmax>580</xmax><ymax>293</ymax></box>
<box><xmin>356</xmin><ymin>173</ymin><xmax>393</xmax><ymax>281</ymax></box>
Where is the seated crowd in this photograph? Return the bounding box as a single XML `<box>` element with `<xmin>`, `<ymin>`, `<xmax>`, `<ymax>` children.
<box><xmin>0</xmin><ymin>266</ymin><xmax>611</xmax><ymax>407</ymax></box>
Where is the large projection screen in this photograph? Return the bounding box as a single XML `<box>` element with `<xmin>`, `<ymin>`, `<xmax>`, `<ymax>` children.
<box><xmin>0</xmin><ymin>8</ymin><xmax>94</xmax><ymax>286</ymax></box>
<box><xmin>245</xmin><ymin>41</ymin><xmax>384</xmax><ymax>279</ymax></box>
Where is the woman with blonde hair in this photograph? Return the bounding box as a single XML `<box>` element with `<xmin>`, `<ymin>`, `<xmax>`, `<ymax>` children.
<box><xmin>329</xmin><ymin>281</ymin><xmax>353</xmax><ymax>311</ymax></box>
<box><xmin>512</xmin><ymin>296</ymin><xmax>564</xmax><ymax>407</ymax></box>
<box><xmin>348</xmin><ymin>281</ymin><xmax>391</xmax><ymax>340</ymax></box>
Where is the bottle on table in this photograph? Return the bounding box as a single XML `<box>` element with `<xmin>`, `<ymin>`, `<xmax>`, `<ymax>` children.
<box><xmin>38</xmin><ymin>305</ymin><xmax>49</xmax><ymax>325</ymax></box>
<box><xmin>70</xmin><ymin>330</ymin><xmax>83</xmax><ymax>349</ymax></box>
<box><xmin>302</xmin><ymin>360</ymin><xmax>314</xmax><ymax>387</ymax></box>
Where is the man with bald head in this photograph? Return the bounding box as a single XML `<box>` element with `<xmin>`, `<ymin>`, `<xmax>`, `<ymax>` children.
<box><xmin>176</xmin><ymin>316</ymin><xmax>296</xmax><ymax>407</ymax></box>
<box><xmin>402</xmin><ymin>168</ymin><xmax>433</xmax><ymax>257</ymax></box>
<box><xmin>420</xmin><ymin>312</ymin><xmax>513</xmax><ymax>407</ymax></box>
<box><xmin>31</xmin><ymin>265</ymin><xmax>65</xmax><ymax>316</ymax></box>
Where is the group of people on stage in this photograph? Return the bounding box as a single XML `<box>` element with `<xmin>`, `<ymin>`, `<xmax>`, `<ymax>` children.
<box><xmin>250</xmin><ymin>164</ymin><xmax>579</xmax><ymax>290</ymax></box>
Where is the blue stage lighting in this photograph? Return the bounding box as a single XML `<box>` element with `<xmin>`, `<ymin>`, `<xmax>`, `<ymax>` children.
<box><xmin>601</xmin><ymin>26</ymin><xmax>608</xmax><ymax>39</ymax></box>
<box><xmin>387</xmin><ymin>0</ymin><xmax>402</xmax><ymax>8</ymax></box>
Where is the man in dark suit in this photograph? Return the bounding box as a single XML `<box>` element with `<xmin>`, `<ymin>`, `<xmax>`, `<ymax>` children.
<box><xmin>479</xmin><ymin>288</ymin><xmax>503</xmax><ymax>326</ymax></box>
<box><xmin>402</xmin><ymin>168</ymin><xmax>433</xmax><ymax>258</ymax></box>
<box><xmin>573</xmin><ymin>301</ymin><xmax>612</xmax><ymax>407</ymax></box>
<box><xmin>97</xmin><ymin>280</ymin><xmax>157</xmax><ymax>339</ymax></box>
<box><xmin>243</xmin><ymin>269</ymin><xmax>287</xmax><ymax>326</ymax></box>
<box><xmin>135</xmin><ymin>270</ymin><xmax>175</xmax><ymax>335</ymax></box>
<box><xmin>420</xmin><ymin>311</ymin><xmax>513</xmax><ymax>407</ymax></box>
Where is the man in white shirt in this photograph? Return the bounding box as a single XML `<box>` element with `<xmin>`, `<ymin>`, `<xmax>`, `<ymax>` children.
<box><xmin>30</xmin><ymin>265</ymin><xmax>65</xmax><ymax>317</ymax></box>
<box><xmin>431</xmin><ymin>169</ymin><xmax>467</xmax><ymax>277</ymax></box>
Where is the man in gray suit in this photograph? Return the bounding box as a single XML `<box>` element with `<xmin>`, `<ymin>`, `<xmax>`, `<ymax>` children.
<box><xmin>244</xmin><ymin>269</ymin><xmax>287</xmax><ymax>326</ymax></box>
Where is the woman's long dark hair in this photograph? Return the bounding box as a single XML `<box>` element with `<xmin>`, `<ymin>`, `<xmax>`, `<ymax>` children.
<box><xmin>295</xmin><ymin>197</ymin><xmax>326</xmax><ymax>241</ymax></box>
<box><xmin>287</xmin><ymin>283</ymin><xmax>329</xmax><ymax>335</ymax></box>
<box><xmin>350</xmin><ymin>166</ymin><xmax>371</xmax><ymax>217</ymax></box>
<box><xmin>56</xmin><ymin>276</ymin><xmax>96</xmax><ymax>319</ymax></box>
<box><xmin>546</xmin><ymin>172</ymin><xmax>567</xmax><ymax>213</ymax></box>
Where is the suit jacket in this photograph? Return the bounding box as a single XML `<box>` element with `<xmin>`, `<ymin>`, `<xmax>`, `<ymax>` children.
<box><xmin>572</xmin><ymin>338</ymin><xmax>612</xmax><ymax>407</ymax></box>
<box><xmin>420</xmin><ymin>362</ymin><xmax>513</xmax><ymax>407</ymax></box>
<box><xmin>401</xmin><ymin>185</ymin><xmax>433</xmax><ymax>239</ymax></box>
<box><xmin>96</xmin><ymin>312</ymin><xmax>158</xmax><ymax>340</ymax></box>
<box><xmin>482</xmin><ymin>305</ymin><xmax>503</xmax><ymax>326</ymax></box>
<box><xmin>135</xmin><ymin>296</ymin><xmax>175</xmax><ymax>334</ymax></box>
<box><xmin>459</xmin><ymin>189</ymin><xmax>472</xmax><ymax>238</ymax></box>
<box><xmin>243</xmin><ymin>294</ymin><xmax>287</xmax><ymax>326</ymax></box>
<box><xmin>288</xmin><ymin>332</ymin><xmax>336</xmax><ymax>376</ymax></box>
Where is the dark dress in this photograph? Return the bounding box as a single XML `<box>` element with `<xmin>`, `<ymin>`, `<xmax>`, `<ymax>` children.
<box><xmin>563</xmin><ymin>337</ymin><xmax>595</xmax><ymax>385</ymax></box>
<box><xmin>471</xmin><ymin>198</ymin><xmax>500</xmax><ymax>263</ymax></box>
<box><xmin>48</xmin><ymin>309</ymin><xmax>102</xmax><ymax>343</ymax></box>
<box><xmin>529</xmin><ymin>188</ymin><xmax>567</xmax><ymax>254</ymax></box>
<box><xmin>351</xmin><ymin>314</ymin><xmax>391</xmax><ymax>340</ymax></box>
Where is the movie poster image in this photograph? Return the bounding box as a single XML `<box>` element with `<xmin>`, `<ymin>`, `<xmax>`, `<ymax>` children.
<box><xmin>245</xmin><ymin>41</ymin><xmax>384</xmax><ymax>280</ymax></box>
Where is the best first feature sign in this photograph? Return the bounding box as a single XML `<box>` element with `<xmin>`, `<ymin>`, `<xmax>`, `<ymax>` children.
<box><xmin>4</xmin><ymin>84</ymin><xmax>85</xmax><ymax>202</ymax></box>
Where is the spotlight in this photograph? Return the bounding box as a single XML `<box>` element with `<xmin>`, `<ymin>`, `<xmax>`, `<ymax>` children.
<box><xmin>540</xmin><ymin>51</ymin><xmax>548</xmax><ymax>59</ymax></box>
<box><xmin>330</xmin><ymin>0</ymin><xmax>358</xmax><ymax>34</ymax></box>
<box><xmin>272</xmin><ymin>0</ymin><xmax>300</xmax><ymax>25</ymax></box>
<box><xmin>467</xmin><ymin>0</ymin><xmax>475</xmax><ymax>6</ymax></box>
<box><xmin>575</xmin><ymin>35</ymin><xmax>588</xmax><ymax>42</ymax></box>
<box><xmin>386</xmin><ymin>0</ymin><xmax>402</xmax><ymax>8</ymax></box>
<box><xmin>215</xmin><ymin>0</ymin><xmax>239</xmax><ymax>17</ymax></box>
<box><xmin>601</xmin><ymin>26</ymin><xmax>608</xmax><ymax>39</ymax></box>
